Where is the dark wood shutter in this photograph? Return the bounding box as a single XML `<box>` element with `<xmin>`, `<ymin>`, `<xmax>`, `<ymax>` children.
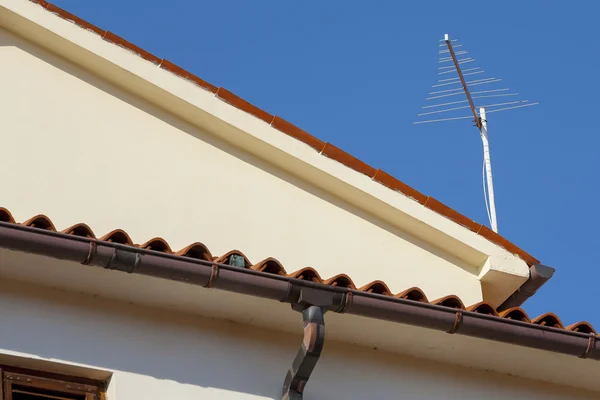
<box><xmin>2</xmin><ymin>371</ymin><xmax>98</xmax><ymax>400</ymax></box>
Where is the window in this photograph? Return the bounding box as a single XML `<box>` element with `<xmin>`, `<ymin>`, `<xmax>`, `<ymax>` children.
<box><xmin>1</xmin><ymin>367</ymin><xmax>104</xmax><ymax>400</ymax></box>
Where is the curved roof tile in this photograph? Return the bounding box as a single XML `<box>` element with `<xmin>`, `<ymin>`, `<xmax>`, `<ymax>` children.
<box><xmin>251</xmin><ymin>258</ymin><xmax>287</xmax><ymax>276</ymax></box>
<box><xmin>396</xmin><ymin>287</ymin><xmax>429</xmax><ymax>303</ymax></box>
<box><xmin>499</xmin><ymin>307</ymin><xmax>531</xmax><ymax>322</ymax></box>
<box><xmin>99</xmin><ymin>229</ymin><xmax>133</xmax><ymax>245</ymax></box>
<box><xmin>61</xmin><ymin>223</ymin><xmax>96</xmax><ymax>238</ymax></box>
<box><xmin>21</xmin><ymin>215</ymin><xmax>56</xmax><ymax>231</ymax></box>
<box><xmin>531</xmin><ymin>312</ymin><xmax>564</xmax><ymax>329</ymax></box>
<box><xmin>359</xmin><ymin>280</ymin><xmax>393</xmax><ymax>296</ymax></box>
<box><xmin>175</xmin><ymin>242</ymin><xmax>213</xmax><ymax>261</ymax></box>
<box><xmin>138</xmin><ymin>237</ymin><xmax>172</xmax><ymax>253</ymax></box>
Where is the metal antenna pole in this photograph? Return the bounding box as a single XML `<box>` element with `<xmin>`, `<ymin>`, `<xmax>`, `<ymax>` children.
<box><xmin>479</xmin><ymin>107</ymin><xmax>498</xmax><ymax>232</ymax></box>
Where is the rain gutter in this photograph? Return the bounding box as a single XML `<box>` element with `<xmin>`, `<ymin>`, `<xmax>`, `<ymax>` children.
<box><xmin>498</xmin><ymin>264</ymin><xmax>555</xmax><ymax>311</ymax></box>
<box><xmin>0</xmin><ymin>221</ymin><xmax>597</xmax><ymax>398</ymax></box>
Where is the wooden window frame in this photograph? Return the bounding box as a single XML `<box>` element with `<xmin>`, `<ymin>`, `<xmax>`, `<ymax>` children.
<box><xmin>0</xmin><ymin>366</ymin><xmax>105</xmax><ymax>400</ymax></box>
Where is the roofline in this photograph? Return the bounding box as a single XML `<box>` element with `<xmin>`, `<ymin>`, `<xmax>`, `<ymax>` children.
<box><xmin>5</xmin><ymin>0</ymin><xmax>539</xmax><ymax>261</ymax></box>
<box><xmin>0</xmin><ymin>221</ymin><xmax>595</xmax><ymax>361</ymax></box>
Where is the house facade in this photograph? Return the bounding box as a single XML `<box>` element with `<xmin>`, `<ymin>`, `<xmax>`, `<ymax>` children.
<box><xmin>0</xmin><ymin>0</ymin><xmax>597</xmax><ymax>398</ymax></box>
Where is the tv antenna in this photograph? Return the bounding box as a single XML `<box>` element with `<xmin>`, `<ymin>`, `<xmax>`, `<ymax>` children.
<box><xmin>414</xmin><ymin>34</ymin><xmax>538</xmax><ymax>233</ymax></box>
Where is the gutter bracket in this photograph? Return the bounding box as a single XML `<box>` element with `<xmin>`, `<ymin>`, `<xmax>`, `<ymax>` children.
<box><xmin>281</xmin><ymin>305</ymin><xmax>325</xmax><ymax>400</ymax></box>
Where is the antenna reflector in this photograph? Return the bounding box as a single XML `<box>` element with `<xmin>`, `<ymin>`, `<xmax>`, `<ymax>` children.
<box><xmin>413</xmin><ymin>115</ymin><xmax>474</xmax><ymax>124</ymax></box>
<box><xmin>422</xmin><ymin>99</ymin><xmax>469</xmax><ymax>109</ymax></box>
<box><xmin>473</xmin><ymin>93</ymin><xmax>520</xmax><ymax>99</ymax></box>
<box><xmin>484</xmin><ymin>102</ymin><xmax>539</xmax><ymax>113</ymax></box>
<box><xmin>417</xmin><ymin>35</ymin><xmax>538</xmax><ymax>127</ymax></box>
<box><xmin>471</xmin><ymin>89</ymin><xmax>510</xmax><ymax>95</ymax></box>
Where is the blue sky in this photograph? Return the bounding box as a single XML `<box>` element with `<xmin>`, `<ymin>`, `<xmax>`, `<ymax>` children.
<box><xmin>54</xmin><ymin>0</ymin><xmax>599</xmax><ymax>326</ymax></box>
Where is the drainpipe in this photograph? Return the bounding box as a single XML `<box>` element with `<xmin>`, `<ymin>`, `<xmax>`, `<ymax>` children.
<box><xmin>497</xmin><ymin>264</ymin><xmax>555</xmax><ymax>312</ymax></box>
<box><xmin>281</xmin><ymin>306</ymin><xmax>326</xmax><ymax>400</ymax></box>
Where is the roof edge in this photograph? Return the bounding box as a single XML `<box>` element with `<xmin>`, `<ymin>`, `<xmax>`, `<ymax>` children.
<box><xmin>0</xmin><ymin>221</ymin><xmax>595</xmax><ymax>362</ymax></box>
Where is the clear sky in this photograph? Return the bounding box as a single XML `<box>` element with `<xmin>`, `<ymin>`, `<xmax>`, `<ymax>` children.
<box><xmin>53</xmin><ymin>0</ymin><xmax>599</xmax><ymax>327</ymax></box>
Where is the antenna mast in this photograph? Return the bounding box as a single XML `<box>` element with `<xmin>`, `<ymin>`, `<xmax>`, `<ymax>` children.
<box><xmin>445</xmin><ymin>33</ymin><xmax>497</xmax><ymax>232</ymax></box>
<box><xmin>414</xmin><ymin>34</ymin><xmax>539</xmax><ymax>233</ymax></box>
<box><xmin>479</xmin><ymin>107</ymin><xmax>497</xmax><ymax>232</ymax></box>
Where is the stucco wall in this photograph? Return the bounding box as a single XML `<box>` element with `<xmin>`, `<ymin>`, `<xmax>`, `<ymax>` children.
<box><xmin>0</xmin><ymin>26</ymin><xmax>485</xmax><ymax>304</ymax></box>
<box><xmin>0</xmin><ymin>280</ymin><xmax>594</xmax><ymax>400</ymax></box>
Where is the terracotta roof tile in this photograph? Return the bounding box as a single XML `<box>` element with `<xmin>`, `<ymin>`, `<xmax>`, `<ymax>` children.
<box><xmin>175</xmin><ymin>242</ymin><xmax>213</xmax><ymax>261</ymax></box>
<box><xmin>99</xmin><ymin>229</ymin><xmax>133</xmax><ymax>245</ymax></box>
<box><xmin>321</xmin><ymin>143</ymin><xmax>377</xmax><ymax>178</ymax></box>
<box><xmin>566</xmin><ymin>322</ymin><xmax>596</xmax><ymax>334</ymax></box>
<box><xmin>251</xmin><ymin>258</ymin><xmax>287</xmax><ymax>276</ymax></box>
<box><xmin>499</xmin><ymin>307</ymin><xmax>531</xmax><ymax>322</ymax></box>
<box><xmin>0</xmin><ymin>208</ymin><xmax>15</xmax><ymax>223</ymax></box>
<box><xmin>359</xmin><ymin>280</ymin><xmax>392</xmax><ymax>296</ymax></box>
<box><xmin>138</xmin><ymin>237</ymin><xmax>172</xmax><ymax>253</ymax></box>
<box><xmin>372</xmin><ymin>169</ymin><xmax>428</xmax><ymax>205</ymax></box>
<box><xmin>467</xmin><ymin>302</ymin><xmax>498</xmax><ymax>316</ymax></box>
<box><xmin>323</xmin><ymin>274</ymin><xmax>356</xmax><ymax>289</ymax></box>
<box><xmin>28</xmin><ymin>0</ymin><xmax>540</xmax><ymax>266</ymax></box>
<box><xmin>424</xmin><ymin>197</ymin><xmax>481</xmax><ymax>233</ymax></box>
<box><xmin>289</xmin><ymin>267</ymin><xmax>322</xmax><ymax>283</ymax></box>
<box><xmin>44</xmin><ymin>3</ymin><xmax>105</xmax><ymax>36</ymax></box>
<box><xmin>270</xmin><ymin>117</ymin><xmax>326</xmax><ymax>152</ymax></box>
<box><xmin>216</xmin><ymin>87</ymin><xmax>274</xmax><ymax>124</ymax></box>
<box><xmin>61</xmin><ymin>223</ymin><xmax>96</xmax><ymax>238</ymax></box>
<box><xmin>396</xmin><ymin>287</ymin><xmax>428</xmax><ymax>302</ymax></box>
<box><xmin>431</xmin><ymin>295</ymin><xmax>465</xmax><ymax>309</ymax></box>
<box><xmin>21</xmin><ymin>215</ymin><xmax>56</xmax><ymax>231</ymax></box>
<box><xmin>100</xmin><ymin>31</ymin><xmax>161</xmax><ymax>64</ymax></box>
<box><xmin>0</xmin><ymin>207</ymin><xmax>591</xmax><ymax>335</ymax></box>
<box><xmin>158</xmin><ymin>59</ymin><xmax>218</xmax><ymax>93</ymax></box>
<box><xmin>531</xmin><ymin>312</ymin><xmax>564</xmax><ymax>329</ymax></box>
<box><xmin>214</xmin><ymin>250</ymin><xmax>252</xmax><ymax>268</ymax></box>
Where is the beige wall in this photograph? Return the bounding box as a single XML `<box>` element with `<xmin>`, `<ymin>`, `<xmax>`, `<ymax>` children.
<box><xmin>0</xmin><ymin>26</ymin><xmax>488</xmax><ymax>304</ymax></box>
<box><xmin>0</xmin><ymin>280</ymin><xmax>595</xmax><ymax>400</ymax></box>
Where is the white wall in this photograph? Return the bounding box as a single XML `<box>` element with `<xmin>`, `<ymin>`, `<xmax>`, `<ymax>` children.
<box><xmin>0</xmin><ymin>280</ymin><xmax>594</xmax><ymax>400</ymax></box>
<box><xmin>0</xmin><ymin>25</ymin><xmax>485</xmax><ymax>304</ymax></box>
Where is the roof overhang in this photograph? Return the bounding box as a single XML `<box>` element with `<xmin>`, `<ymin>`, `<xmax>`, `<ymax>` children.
<box><xmin>0</xmin><ymin>0</ymin><xmax>541</xmax><ymax>307</ymax></box>
<box><xmin>0</xmin><ymin>222</ymin><xmax>597</xmax><ymax>393</ymax></box>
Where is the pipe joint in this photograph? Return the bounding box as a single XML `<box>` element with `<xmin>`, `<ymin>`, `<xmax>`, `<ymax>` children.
<box><xmin>104</xmin><ymin>248</ymin><xmax>142</xmax><ymax>273</ymax></box>
<box><xmin>284</xmin><ymin>280</ymin><xmax>349</xmax><ymax>313</ymax></box>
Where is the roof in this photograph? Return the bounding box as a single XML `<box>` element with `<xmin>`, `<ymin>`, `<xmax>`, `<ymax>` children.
<box><xmin>23</xmin><ymin>0</ymin><xmax>539</xmax><ymax>267</ymax></box>
<box><xmin>0</xmin><ymin>206</ymin><xmax>591</xmax><ymax>336</ymax></box>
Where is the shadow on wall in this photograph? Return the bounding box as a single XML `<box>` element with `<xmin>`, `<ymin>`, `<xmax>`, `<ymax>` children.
<box><xmin>0</xmin><ymin>281</ymin><xmax>596</xmax><ymax>400</ymax></box>
<box><xmin>0</xmin><ymin>27</ymin><xmax>477</xmax><ymax>277</ymax></box>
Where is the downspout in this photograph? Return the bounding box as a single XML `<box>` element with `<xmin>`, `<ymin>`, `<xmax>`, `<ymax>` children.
<box><xmin>497</xmin><ymin>264</ymin><xmax>555</xmax><ymax>312</ymax></box>
<box><xmin>281</xmin><ymin>306</ymin><xmax>325</xmax><ymax>400</ymax></box>
<box><xmin>0</xmin><ymin>221</ymin><xmax>597</xmax><ymax>365</ymax></box>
